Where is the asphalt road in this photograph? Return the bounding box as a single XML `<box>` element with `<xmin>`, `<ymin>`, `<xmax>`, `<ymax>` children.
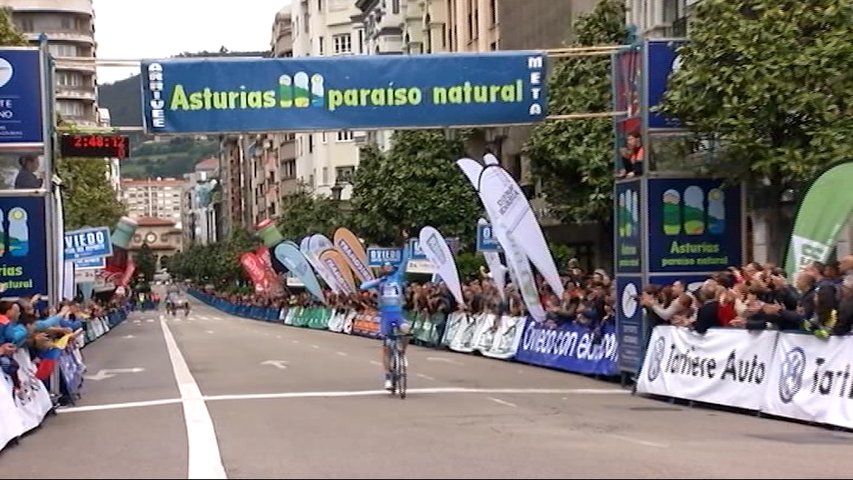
<box><xmin>3</xmin><ymin>297</ymin><xmax>853</xmax><ymax>479</ymax></box>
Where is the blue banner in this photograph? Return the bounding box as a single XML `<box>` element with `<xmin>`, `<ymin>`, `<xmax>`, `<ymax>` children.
<box><xmin>366</xmin><ymin>247</ymin><xmax>403</xmax><ymax>268</ymax></box>
<box><xmin>645</xmin><ymin>39</ymin><xmax>686</xmax><ymax>130</ymax></box>
<box><xmin>63</xmin><ymin>227</ymin><xmax>113</xmax><ymax>261</ymax></box>
<box><xmin>0</xmin><ymin>49</ymin><xmax>44</xmax><ymax>145</ymax></box>
<box><xmin>74</xmin><ymin>256</ymin><xmax>106</xmax><ymax>270</ymax></box>
<box><xmin>141</xmin><ymin>51</ymin><xmax>548</xmax><ymax>134</ymax></box>
<box><xmin>0</xmin><ymin>196</ymin><xmax>48</xmax><ymax>298</ymax></box>
<box><xmin>514</xmin><ymin>318</ymin><xmax>619</xmax><ymax>376</ymax></box>
<box><xmin>646</xmin><ymin>177</ymin><xmax>742</xmax><ymax>273</ymax></box>
<box><xmin>614</xmin><ymin>180</ymin><xmax>642</xmax><ymax>273</ymax></box>
<box><xmin>615</xmin><ymin>275</ymin><xmax>645</xmax><ymax>374</ymax></box>
<box><xmin>408</xmin><ymin>237</ymin><xmax>458</xmax><ymax>261</ymax></box>
<box><xmin>475</xmin><ymin>222</ymin><xmax>502</xmax><ymax>252</ymax></box>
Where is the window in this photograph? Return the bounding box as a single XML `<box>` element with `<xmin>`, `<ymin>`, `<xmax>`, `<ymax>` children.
<box><xmin>60</xmin><ymin>17</ymin><xmax>71</xmax><ymax>29</ymax></box>
<box><xmin>56</xmin><ymin>71</ymin><xmax>83</xmax><ymax>87</ymax></box>
<box><xmin>336</xmin><ymin>130</ymin><xmax>353</xmax><ymax>142</ymax></box>
<box><xmin>333</xmin><ymin>34</ymin><xmax>352</xmax><ymax>55</ymax></box>
<box><xmin>282</xmin><ymin>159</ymin><xmax>296</xmax><ymax>179</ymax></box>
<box><xmin>17</xmin><ymin>19</ymin><xmax>33</xmax><ymax>32</ymax></box>
<box><xmin>335</xmin><ymin>166</ymin><xmax>355</xmax><ymax>183</ymax></box>
<box><xmin>49</xmin><ymin>44</ymin><xmax>79</xmax><ymax>57</ymax></box>
<box><xmin>490</xmin><ymin>0</ymin><xmax>497</xmax><ymax>25</ymax></box>
<box><xmin>308</xmin><ymin>134</ymin><xmax>314</xmax><ymax>153</ymax></box>
<box><xmin>489</xmin><ymin>41</ymin><xmax>497</xmax><ymax>51</ymax></box>
<box><xmin>57</xmin><ymin>100</ymin><xmax>83</xmax><ymax>117</ymax></box>
<box><xmin>322</xmin><ymin>167</ymin><xmax>329</xmax><ymax>184</ymax></box>
<box><xmin>303</xmin><ymin>12</ymin><xmax>309</xmax><ymax>33</ymax></box>
<box><xmin>321</xmin><ymin>131</ymin><xmax>327</xmax><ymax>143</ymax></box>
<box><xmin>358</xmin><ymin>29</ymin><xmax>364</xmax><ymax>54</ymax></box>
<box><xmin>392</xmin><ymin>0</ymin><xmax>400</xmax><ymax>14</ymax></box>
<box><xmin>318</xmin><ymin>36</ymin><xmax>324</xmax><ymax>55</ymax></box>
<box><xmin>317</xmin><ymin>0</ymin><xmax>323</xmax><ymax>12</ymax></box>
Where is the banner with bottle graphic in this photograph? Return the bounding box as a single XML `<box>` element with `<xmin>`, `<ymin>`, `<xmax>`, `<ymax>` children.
<box><xmin>333</xmin><ymin>227</ymin><xmax>373</xmax><ymax>283</ymax></box>
<box><xmin>615</xmin><ymin>180</ymin><xmax>643</xmax><ymax>273</ymax></box>
<box><xmin>240</xmin><ymin>252</ymin><xmax>268</xmax><ymax>294</ymax></box>
<box><xmin>0</xmin><ymin>197</ymin><xmax>48</xmax><ymax>299</ymax></box>
<box><xmin>141</xmin><ymin>51</ymin><xmax>548</xmax><ymax>134</ymax></box>
<box><xmin>646</xmin><ymin>178</ymin><xmax>742</xmax><ymax>273</ymax></box>
<box><xmin>783</xmin><ymin>160</ymin><xmax>853</xmax><ymax>279</ymax></box>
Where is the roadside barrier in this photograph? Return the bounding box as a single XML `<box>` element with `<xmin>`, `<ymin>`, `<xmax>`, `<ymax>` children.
<box><xmin>188</xmin><ymin>289</ymin><xmax>619</xmax><ymax>376</ymax></box>
<box><xmin>1</xmin><ymin>305</ymin><xmax>130</xmax><ymax>452</ymax></box>
<box><xmin>636</xmin><ymin>325</ymin><xmax>853</xmax><ymax>430</ymax></box>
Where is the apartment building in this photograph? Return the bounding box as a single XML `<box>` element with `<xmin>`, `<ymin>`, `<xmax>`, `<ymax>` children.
<box><xmin>291</xmin><ymin>0</ymin><xmax>362</xmax><ymax>200</ymax></box>
<box><xmin>2</xmin><ymin>0</ymin><xmax>102</xmax><ymax>125</ymax></box>
<box><xmin>182</xmin><ymin>158</ymin><xmax>219</xmax><ymax>246</ymax></box>
<box><xmin>625</xmin><ymin>0</ymin><xmax>696</xmax><ymax>38</ymax></box>
<box><xmin>271</xmin><ymin>9</ymin><xmax>299</xmax><ymax>199</ymax></box>
<box><xmin>120</xmin><ymin>178</ymin><xmax>186</xmax><ymax>227</ymax></box>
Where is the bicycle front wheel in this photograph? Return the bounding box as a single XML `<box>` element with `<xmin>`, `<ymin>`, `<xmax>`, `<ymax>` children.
<box><xmin>394</xmin><ymin>348</ymin><xmax>407</xmax><ymax>400</ymax></box>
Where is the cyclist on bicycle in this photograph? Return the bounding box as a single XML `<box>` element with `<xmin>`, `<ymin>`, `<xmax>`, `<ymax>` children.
<box><xmin>359</xmin><ymin>234</ymin><xmax>411</xmax><ymax>391</ymax></box>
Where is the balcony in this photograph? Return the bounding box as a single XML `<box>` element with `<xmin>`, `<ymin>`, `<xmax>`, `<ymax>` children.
<box><xmin>55</xmin><ymin>85</ymin><xmax>96</xmax><ymax>101</ymax></box>
<box><xmin>25</xmin><ymin>31</ymin><xmax>94</xmax><ymax>45</ymax></box>
<box><xmin>277</xmin><ymin>141</ymin><xmax>297</xmax><ymax>161</ymax></box>
<box><xmin>11</xmin><ymin>0</ymin><xmax>94</xmax><ymax>15</ymax></box>
<box><xmin>54</xmin><ymin>58</ymin><xmax>96</xmax><ymax>73</ymax></box>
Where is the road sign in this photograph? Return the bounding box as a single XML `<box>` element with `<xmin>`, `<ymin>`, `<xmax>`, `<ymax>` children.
<box><xmin>63</xmin><ymin>226</ymin><xmax>113</xmax><ymax>261</ymax></box>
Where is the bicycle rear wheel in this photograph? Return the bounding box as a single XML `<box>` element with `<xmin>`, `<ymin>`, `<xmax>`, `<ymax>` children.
<box><xmin>394</xmin><ymin>346</ymin><xmax>407</xmax><ymax>399</ymax></box>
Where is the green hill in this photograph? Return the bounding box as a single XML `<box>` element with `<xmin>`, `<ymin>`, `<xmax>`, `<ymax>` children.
<box><xmin>97</xmin><ymin>49</ymin><xmax>266</xmax><ymax>178</ymax></box>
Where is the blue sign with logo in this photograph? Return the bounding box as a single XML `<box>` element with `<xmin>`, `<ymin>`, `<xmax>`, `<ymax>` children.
<box><xmin>647</xmin><ymin>178</ymin><xmax>742</xmax><ymax>273</ymax></box>
<box><xmin>514</xmin><ymin>317</ymin><xmax>619</xmax><ymax>376</ymax></box>
<box><xmin>615</xmin><ymin>275</ymin><xmax>645</xmax><ymax>374</ymax></box>
<box><xmin>645</xmin><ymin>39</ymin><xmax>687</xmax><ymax>130</ymax></box>
<box><xmin>0</xmin><ymin>196</ymin><xmax>48</xmax><ymax>299</ymax></box>
<box><xmin>0</xmin><ymin>48</ymin><xmax>44</xmax><ymax>145</ymax></box>
<box><xmin>74</xmin><ymin>256</ymin><xmax>106</xmax><ymax>270</ymax></box>
<box><xmin>476</xmin><ymin>222</ymin><xmax>502</xmax><ymax>252</ymax></box>
<box><xmin>367</xmin><ymin>247</ymin><xmax>403</xmax><ymax>268</ymax></box>
<box><xmin>408</xmin><ymin>237</ymin><xmax>459</xmax><ymax>261</ymax></box>
<box><xmin>63</xmin><ymin>227</ymin><xmax>113</xmax><ymax>261</ymax></box>
<box><xmin>615</xmin><ymin>180</ymin><xmax>642</xmax><ymax>273</ymax></box>
<box><xmin>141</xmin><ymin>51</ymin><xmax>548</xmax><ymax>134</ymax></box>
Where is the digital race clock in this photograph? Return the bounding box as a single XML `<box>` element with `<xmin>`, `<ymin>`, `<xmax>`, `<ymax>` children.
<box><xmin>59</xmin><ymin>134</ymin><xmax>130</xmax><ymax>159</ymax></box>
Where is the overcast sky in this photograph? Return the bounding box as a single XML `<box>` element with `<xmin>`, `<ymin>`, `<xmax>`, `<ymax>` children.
<box><xmin>93</xmin><ymin>0</ymin><xmax>290</xmax><ymax>84</ymax></box>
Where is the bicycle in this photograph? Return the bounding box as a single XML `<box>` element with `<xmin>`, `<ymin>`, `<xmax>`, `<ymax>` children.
<box><xmin>385</xmin><ymin>327</ymin><xmax>409</xmax><ymax>399</ymax></box>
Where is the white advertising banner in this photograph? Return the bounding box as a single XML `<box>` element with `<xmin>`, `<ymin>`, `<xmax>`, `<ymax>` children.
<box><xmin>0</xmin><ymin>374</ymin><xmax>24</xmax><ymax>450</ymax></box>
<box><xmin>479</xmin><ymin>315</ymin><xmax>525</xmax><ymax>360</ymax></box>
<box><xmin>762</xmin><ymin>333</ymin><xmax>853</xmax><ymax>429</ymax></box>
<box><xmin>304</xmin><ymin>235</ymin><xmax>343</xmax><ymax>294</ymax></box>
<box><xmin>637</xmin><ymin>326</ymin><xmax>777</xmax><ymax>411</ymax></box>
<box><xmin>12</xmin><ymin>349</ymin><xmax>53</xmax><ymax>433</ymax></box>
<box><xmin>447</xmin><ymin>313</ymin><xmax>483</xmax><ymax>353</ymax></box>
<box><xmin>419</xmin><ymin>226</ymin><xmax>464</xmax><ymax>306</ymax></box>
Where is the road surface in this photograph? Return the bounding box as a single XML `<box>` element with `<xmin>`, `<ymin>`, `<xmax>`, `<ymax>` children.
<box><xmin>2</xmin><ymin>298</ymin><xmax>852</xmax><ymax>479</ymax></box>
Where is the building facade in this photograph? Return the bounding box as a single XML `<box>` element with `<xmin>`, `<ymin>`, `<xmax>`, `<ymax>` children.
<box><xmin>128</xmin><ymin>217</ymin><xmax>183</xmax><ymax>270</ymax></box>
<box><xmin>290</xmin><ymin>0</ymin><xmax>362</xmax><ymax>200</ymax></box>
<box><xmin>3</xmin><ymin>0</ymin><xmax>101</xmax><ymax>125</ymax></box>
<box><xmin>120</xmin><ymin>178</ymin><xmax>186</xmax><ymax>227</ymax></box>
<box><xmin>271</xmin><ymin>9</ymin><xmax>299</xmax><ymax>199</ymax></box>
<box><xmin>182</xmin><ymin>158</ymin><xmax>219</xmax><ymax>247</ymax></box>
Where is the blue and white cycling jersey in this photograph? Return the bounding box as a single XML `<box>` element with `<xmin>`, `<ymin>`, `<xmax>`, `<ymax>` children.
<box><xmin>359</xmin><ymin>244</ymin><xmax>409</xmax><ymax>317</ymax></box>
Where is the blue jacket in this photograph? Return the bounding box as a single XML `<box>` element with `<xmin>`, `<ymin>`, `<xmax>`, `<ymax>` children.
<box><xmin>360</xmin><ymin>244</ymin><xmax>410</xmax><ymax>314</ymax></box>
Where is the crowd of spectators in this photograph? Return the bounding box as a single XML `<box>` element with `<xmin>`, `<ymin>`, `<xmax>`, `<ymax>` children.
<box><xmin>640</xmin><ymin>256</ymin><xmax>853</xmax><ymax>337</ymax></box>
<box><xmin>1</xmin><ymin>294</ymin><xmax>125</xmax><ymax>406</ymax></box>
<box><xmin>202</xmin><ymin>254</ymin><xmax>853</xmax><ymax>341</ymax></box>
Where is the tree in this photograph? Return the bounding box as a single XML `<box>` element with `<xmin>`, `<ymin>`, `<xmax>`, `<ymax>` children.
<box><xmin>525</xmin><ymin>1</ymin><xmax>629</xmax><ymax>223</ymax></box>
<box><xmin>134</xmin><ymin>243</ymin><xmax>157</xmax><ymax>282</ymax></box>
<box><xmin>56</xmin><ymin>157</ymin><xmax>127</xmax><ymax>230</ymax></box>
<box><xmin>0</xmin><ymin>8</ymin><xmax>27</xmax><ymax>46</ymax></box>
<box><xmin>350</xmin><ymin>130</ymin><xmax>482</xmax><ymax>247</ymax></box>
<box><xmin>167</xmin><ymin>228</ymin><xmax>256</xmax><ymax>289</ymax></box>
<box><xmin>659</xmin><ymin>0</ymin><xmax>853</xmax><ymax>262</ymax></box>
<box><xmin>276</xmin><ymin>187</ymin><xmax>350</xmax><ymax>241</ymax></box>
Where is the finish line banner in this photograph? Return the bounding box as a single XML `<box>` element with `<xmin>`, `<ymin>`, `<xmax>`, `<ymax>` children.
<box><xmin>141</xmin><ymin>52</ymin><xmax>548</xmax><ymax>133</ymax></box>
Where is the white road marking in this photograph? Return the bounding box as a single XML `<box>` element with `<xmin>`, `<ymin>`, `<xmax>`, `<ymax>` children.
<box><xmin>84</xmin><ymin>367</ymin><xmax>145</xmax><ymax>381</ymax></box>
<box><xmin>276</xmin><ymin>335</ymin><xmax>282</xmax><ymax>339</ymax></box>
<box><xmin>133</xmin><ymin>319</ymin><xmax>141</xmax><ymax>324</ymax></box>
<box><xmin>205</xmin><ymin>330</ymin><xmax>214</xmax><ymax>334</ymax></box>
<box><xmin>609</xmin><ymin>434</ymin><xmax>668</xmax><ymax>448</ymax></box>
<box><xmin>369</xmin><ymin>360</ymin><xmax>382</xmax><ymax>366</ymax></box>
<box><xmin>146</xmin><ymin>319</ymin><xmax>154</xmax><ymax>323</ymax></box>
<box><xmin>59</xmin><ymin>388</ymin><xmax>629</xmax><ymax>414</ymax></box>
<box><xmin>416</xmin><ymin>373</ymin><xmax>436</xmax><ymax>381</ymax></box>
<box><xmin>488</xmin><ymin>397</ymin><xmax>517</xmax><ymax>408</ymax></box>
<box><xmin>261</xmin><ymin>360</ymin><xmax>289</xmax><ymax>370</ymax></box>
<box><xmin>335</xmin><ymin>351</ymin><xmax>348</xmax><ymax>357</ymax></box>
<box><xmin>160</xmin><ymin>315</ymin><xmax>227</xmax><ymax>479</ymax></box>
<box><xmin>122</xmin><ymin>334</ymin><xmax>135</xmax><ymax>339</ymax></box>
<box><xmin>311</xmin><ymin>344</ymin><xmax>320</xmax><ymax>349</ymax></box>
<box><xmin>291</xmin><ymin>340</ymin><xmax>300</xmax><ymax>344</ymax></box>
